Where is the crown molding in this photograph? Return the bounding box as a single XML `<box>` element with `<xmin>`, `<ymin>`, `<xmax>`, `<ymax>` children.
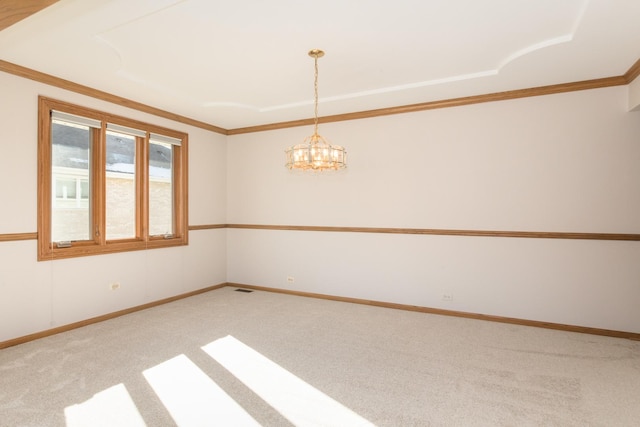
<box><xmin>624</xmin><ymin>57</ymin><xmax>640</xmax><ymax>83</ymax></box>
<box><xmin>0</xmin><ymin>59</ymin><xmax>228</xmax><ymax>134</ymax></box>
<box><xmin>0</xmin><ymin>7</ymin><xmax>638</xmax><ymax>138</ymax></box>
<box><xmin>0</xmin><ymin>0</ymin><xmax>59</xmax><ymax>32</ymax></box>
<box><xmin>227</xmin><ymin>76</ymin><xmax>628</xmax><ymax>135</ymax></box>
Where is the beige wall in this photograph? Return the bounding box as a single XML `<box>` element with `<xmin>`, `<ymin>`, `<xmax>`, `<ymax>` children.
<box><xmin>0</xmin><ymin>70</ymin><xmax>227</xmax><ymax>342</ymax></box>
<box><xmin>629</xmin><ymin>75</ymin><xmax>640</xmax><ymax>111</ymax></box>
<box><xmin>227</xmin><ymin>86</ymin><xmax>640</xmax><ymax>333</ymax></box>
<box><xmin>2</xmin><ymin>67</ymin><xmax>640</xmax><ymax>343</ymax></box>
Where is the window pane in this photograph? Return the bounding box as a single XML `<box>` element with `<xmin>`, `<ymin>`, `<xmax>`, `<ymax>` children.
<box><xmin>148</xmin><ymin>138</ymin><xmax>174</xmax><ymax>236</ymax></box>
<box><xmin>55</xmin><ymin>178</ymin><xmax>77</xmax><ymax>199</ymax></box>
<box><xmin>106</xmin><ymin>130</ymin><xmax>137</xmax><ymax>240</ymax></box>
<box><xmin>51</xmin><ymin>120</ymin><xmax>91</xmax><ymax>242</ymax></box>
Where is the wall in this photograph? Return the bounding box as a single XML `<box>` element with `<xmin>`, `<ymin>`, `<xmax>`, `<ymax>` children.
<box><xmin>227</xmin><ymin>86</ymin><xmax>640</xmax><ymax>333</ymax></box>
<box><xmin>630</xmin><ymin>75</ymin><xmax>640</xmax><ymax>111</ymax></box>
<box><xmin>2</xmin><ymin>69</ymin><xmax>639</xmax><ymax>343</ymax></box>
<box><xmin>0</xmin><ymin>70</ymin><xmax>227</xmax><ymax>342</ymax></box>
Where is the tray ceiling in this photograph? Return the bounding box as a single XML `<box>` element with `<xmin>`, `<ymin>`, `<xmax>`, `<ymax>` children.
<box><xmin>1</xmin><ymin>0</ymin><xmax>640</xmax><ymax>130</ymax></box>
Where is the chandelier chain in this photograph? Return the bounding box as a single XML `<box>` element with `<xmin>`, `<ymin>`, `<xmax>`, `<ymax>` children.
<box><xmin>313</xmin><ymin>54</ymin><xmax>319</xmax><ymax>136</ymax></box>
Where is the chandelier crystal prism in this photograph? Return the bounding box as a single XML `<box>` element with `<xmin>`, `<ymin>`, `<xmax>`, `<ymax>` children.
<box><xmin>285</xmin><ymin>49</ymin><xmax>347</xmax><ymax>171</ymax></box>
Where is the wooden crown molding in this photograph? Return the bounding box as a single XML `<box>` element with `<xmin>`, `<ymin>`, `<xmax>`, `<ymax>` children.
<box><xmin>227</xmin><ymin>76</ymin><xmax>628</xmax><ymax>135</ymax></box>
<box><xmin>0</xmin><ymin>60</ymin><xmax>228</xmax><ymax>135</ymax></box>
<box><xmin>4</xmin><ymin>57</ymin><xmax>626</xmax><ymax>136</ymax></box>
<box><xmin>0</xmin><ymin>0</ymin><xmax>59</xmax><ymax>32</ymax></box>
<box><xmin>0</xmin><ymin>0</ymin><xmax>638</xmax><ymax>136</ymax></box>
<box><xmin>624</xmin><ymin>57</ymin><xmax>640</xmax><ymax>83</ymax></box>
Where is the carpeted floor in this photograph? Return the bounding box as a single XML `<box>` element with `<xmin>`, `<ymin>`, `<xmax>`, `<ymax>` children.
<box><xmin>1</xmin><ymin>286</ymin><xmax>639</xmax><ymax>426</ymax></box>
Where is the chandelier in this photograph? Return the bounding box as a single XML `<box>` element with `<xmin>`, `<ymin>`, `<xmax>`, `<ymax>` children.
<box><xmin>285</xmin><ymin>49</ymin><xmax>347</xmax><ymax>171</ymax></box>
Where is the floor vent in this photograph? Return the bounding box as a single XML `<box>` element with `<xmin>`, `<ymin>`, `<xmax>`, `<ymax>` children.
<box><xmin>234</xmin><ymin>289</ymin><xmax>253</xmax><ymax>293</ymax></box>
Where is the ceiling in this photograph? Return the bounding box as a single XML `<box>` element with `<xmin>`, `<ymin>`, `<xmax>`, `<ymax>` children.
<box><xmin>1</xmin><ymin>0</ymin><xmax>640</xmax><ymax>131</ymax></box>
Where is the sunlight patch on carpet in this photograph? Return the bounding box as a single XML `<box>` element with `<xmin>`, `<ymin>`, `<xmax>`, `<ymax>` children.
<box><xmin>143</xmin><ymin>354</ymin><xmax>260</xmax><ymax>426</ymax></box>
<box><xmin>64</xmin><ymin>383</ymin><xmax>146</xmax><ymax>427</ymax></box>
<box><xmin>202</xmin><ymin>335</ymin><xmax>374</xmax><ymax>427</ymax></box>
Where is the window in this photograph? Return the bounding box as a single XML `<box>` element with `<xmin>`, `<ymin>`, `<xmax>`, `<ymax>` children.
<box><xmin>38</xmin><ymin>97</ymin><xmax>188</xmax><ymax>260</ymax></box>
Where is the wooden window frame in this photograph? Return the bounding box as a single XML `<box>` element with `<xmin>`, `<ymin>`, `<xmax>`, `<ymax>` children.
<box><xmin>38</xmin><ymin>96</ymin><xmax>188</xmax><ymax>260</ymax></box>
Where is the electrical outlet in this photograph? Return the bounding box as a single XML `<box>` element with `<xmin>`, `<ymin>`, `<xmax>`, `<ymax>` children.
<box><xmin>286</xmin><ymin>276</ymin><xmax>295</xmax><ymax>284</ymax></box>
<box><xmin>442</xmin><ymin>293</ymin><xmax>453</xmax><ymax>301</ymax></box>
<box><xmin>109</xmin><ymin>282</ymin><xmax>121</xmax><ymax>291</ymax></box>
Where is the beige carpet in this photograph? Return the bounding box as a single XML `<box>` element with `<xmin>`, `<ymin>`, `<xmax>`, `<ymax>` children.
<box><xmin>1</xmin><ymin>286</ymin><xmax>639</xmax><ymax>426</ymax></box>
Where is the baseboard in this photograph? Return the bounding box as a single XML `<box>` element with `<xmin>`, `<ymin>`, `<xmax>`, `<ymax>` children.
<box><xmin>4</xmin><ymin>281</ymin><xmax>638</xmax><ymax>350</ymax></box>
<box><xmin>0</xmin><ymin>283</ymin><xmax>227</xmax><ymax>350</ymax></box>
<box><xmin>226</xmin><ymin>283</ymin><xmax>640</xmax><ymax>341</ymax></box>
